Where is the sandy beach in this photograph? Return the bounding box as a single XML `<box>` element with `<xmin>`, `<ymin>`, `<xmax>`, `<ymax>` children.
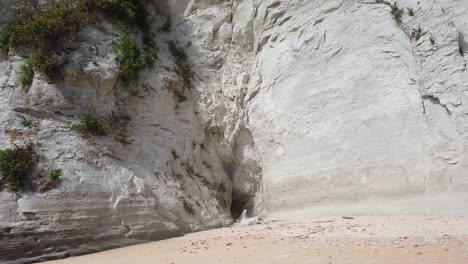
<box><xmin>45</xmin><ymin>216</ymin><xmax>468</xmax><ymax>264</ymax></box>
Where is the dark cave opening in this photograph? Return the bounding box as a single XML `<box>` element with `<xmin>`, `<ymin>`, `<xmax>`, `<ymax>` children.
<box><xmin>230</xmin><ymin>196</ymin><xmax>248</xmax><ymax>220</ymax></box>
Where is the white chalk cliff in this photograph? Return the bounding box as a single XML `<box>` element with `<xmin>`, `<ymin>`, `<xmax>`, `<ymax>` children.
<box><xmin>1</xmin><ymin>0</ymin><xmax>468</xmax><ymax>262</ymax></box>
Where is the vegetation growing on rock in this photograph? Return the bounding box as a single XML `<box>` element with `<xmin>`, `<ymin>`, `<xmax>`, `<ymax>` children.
<box><xmin>390</xmin><ymin>3</ymin><xmax>404</xmax><ymax>25</ymax></box>
<box><xmin>206</xmin><ymin>125</ymin><xmax>224</xmax><ymax>138</ymax></box>
<box><xmin>18</xmin><ymin>114</ymin><xmax>34</xmax><ymax>128</ymax></box>
<box><xmin>410</xmin><ymin>26</ymin><xmax>424</xmax><ymax>42</ymax></box>
<box><xmin>39</xmin><ymin>168</ymin><xmax>62</xmax><ymax>192</ymax></box>
<box><xmin>19</xmin><ymin>59</ymin><xmax>34</xmax><ymax>86</ymax></box>
<box><xmin>116</xmin><ymin>33</ymin><xmax>149</xmax><ymax>82</ymax></box>
<box><xmin>0</xmin><ymin>143</ymin><xmax>36</xmax><ymax>191</ymax></box>
<box><xmin>72</xmin><ymin>112</ymin><xmax>107</xmax><ymax>136</ymax></box>
<box><xmin>0</xmin><ymin>0</ymin><xmax>151</xmax><ymax>81</ymax></box>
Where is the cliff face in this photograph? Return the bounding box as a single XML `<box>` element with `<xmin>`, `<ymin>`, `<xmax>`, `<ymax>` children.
<box><xmin>239</xmin><ymin>0</ymin><xmax>468</xmax><ymax>218</ymax></box>
<box><xmin>173</xmin><ymin>0</ymin><xmax>468</xmax><ymax>216</ymax></box>
<box><xmin>0</xmin><ymin>4</ymin><xmax>233</xmax><ymax>263</ymax></box>
<box><xmin>1</xmin><ymin>0</ymin><xmax>468</xmax><ymax>262</ymax></box>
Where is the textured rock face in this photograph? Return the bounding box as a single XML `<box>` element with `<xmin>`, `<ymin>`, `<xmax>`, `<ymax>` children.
<box><xmin>169</xmin><ymin>0</ymin><xmax>468</xmax><ymax>218</ymax></box>
<box><xmin>1</xmin><ymin>0</ymin><xmax>468</xmax><ymax>262</ymax></box>
<box><xmin>0</xmin><ymin>6</ymin><xmax>232</xmax><ymax>264</ymax></box>
<box><xmin>248</xmin><ymin>0</ymin><xmax>468</xmax><ymax>218</ymax></box>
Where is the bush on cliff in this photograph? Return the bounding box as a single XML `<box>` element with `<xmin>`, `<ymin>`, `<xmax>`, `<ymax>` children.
<box><xmin>116</xmin><ymin>33</ymin><xmax>148</xmax><ymax>82</ymax></box>
<box><xmin>72</xmin><ymin>112</ymin><xmax>107</xmax><ymax>136</ymax></box>
<box><xmin>0</xmin><ymin>0</ymin><xmax>150</xmax><ymax>80</ymax></box>
<box><xmin>19</xmin><ymin>59</ymin><xmax>34</xmax><ymax>86</ymax></box>
<box><xmin>0</xmin><ymin>144</ymin><xmax>36</xmax><ymax>191</ymax></box>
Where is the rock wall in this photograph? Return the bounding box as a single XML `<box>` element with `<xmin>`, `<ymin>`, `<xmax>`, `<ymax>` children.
<box><xmin>0</xmin><ymin>5</ymin><xmax>232</xmax><ymax>264</ymax></box>
<box><xmin>169</xmin><ymin>0</ymin><xmax>468</xmax><ymax>218</ymax></box>
<box><xmin>1</xmin><ymin>0</ymin><xmax>468</xmax><ymax>262</ymax></box>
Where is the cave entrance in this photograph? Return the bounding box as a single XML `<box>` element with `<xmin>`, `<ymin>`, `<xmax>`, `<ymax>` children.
<box><xmin>230</xmin><ymin>194</ymin><xmax>249</xmax><ymax>220</ymax></box>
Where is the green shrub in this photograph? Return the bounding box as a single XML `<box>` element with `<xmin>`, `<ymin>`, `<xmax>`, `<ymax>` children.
<box><xmin>206</xmin><ymin>125</ymin><xmax>224</xmax><ymax>138</ymax></box>
<box><xmin>39</xmin><ymin>168</ymin><xmax>62</xmax><ymax>192</ymax></box>
<box><xmin>0</xmin><ymin>144</ymin><xmax>36</xmax><ymax>191</ymax></box>
<box><xmin>407</xmin><ymin>7</ymin><xmax>414</xmax><ymax>17</ymax></box>
<box><xmin>19</xmin><ymin>59</ymin><xmax>34</xmax><ymax>86</ymax></box>
<box><xmin>390</xmin><ymin>3</ymin><xmax>404</xmax><ymax>25</ymax></box>
<box><xmin>0</xmin><ymin>1</ymin><xmax>85</xmax><ymax>54</ymax></box>
<box><xmin>32</xmin><ymin>54</ymin><xmax>62</xmax><ymax>80</ymax></box>
<box><xmin>82</xmin><ymin>0</ymin><xmax>149</xmax><ymax>32</ymax></box>
<box><xmin>18</xmin><ymin>114</ymin><xmax>34</xmax><ymax>128</ymax></box>
<box><xmin>116</xmin><ymin>33</ymin><xmax>147</xmax><ymax>81</ymax></box>
<box><xmin>0</xmin><ymin>0</ymin><xmax>150</xmax><ymax>80</ymax></box>
<box><xmin>48</xmin><ymin>169</ymin><xmax>62</xmax><ymax>181</ymax></box>
<box><xmin>72</xmin><ymin>112</ymin><xmax>107</xmax><ymax>136</ymax></box>
<box><xmin>411</xmin><ymin>26</ymin><xmax>423</xmax><ymax>41</ymax></box>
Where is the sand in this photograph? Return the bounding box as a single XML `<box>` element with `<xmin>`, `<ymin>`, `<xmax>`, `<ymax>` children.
<box><xmin>45</xmin><ymin>216</ymin><xmax>468</xmax><ymax>264</ymax></box>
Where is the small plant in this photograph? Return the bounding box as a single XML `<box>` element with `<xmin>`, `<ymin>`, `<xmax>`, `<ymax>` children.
<box><xmin>182</xmin><ymin>198</ymin><xmax>195</xmax><ymax>215</ymax></box>
<box><xmin>92</xmin><ymin>59</ymin><xmax>99</xmax><ymax>66</ymax></box>
<box><xmin>84</xmin><ymin>0</ymin><xmax>150</xmax><ymax>32</ymax></box>
<box><xmin>171</xmin><ymin>149</ymin><xmax>178</xmax><ymax>159</ymax></box>
<box><xmin>48</xmin><ymin>169</ymin><xmax>62</xmax><ymax>182</ymax></box>
<box><xmin>430</xmin><ymin>36</ymin><xmax>435</xmax><ymax>45</ymax></box>
<box><xmin>32</xmin><ymin>54</ymin><xmax>62</xmax><ymax>81</ymax></box>
<box><xmin>407</xmin><ymin>7</ymin><xmax>414</xmax><ymax>17</ymax></box>
<box><xmin>411</xmin><ymin>26</ymin><xmax>423</xmax><ymax>41</ymax></box>
<box><xmin>0</xmin><ymin>143</ymin><xmax>36</xmax><ymax>191</ymax></box>
<box><xmin>390</xmin><ymin>3</ymin><xmax>404</xmax><ymax>25</ymax></box>
<box><xmin>72</xmin><ymin>112</ymin><xmax>107</xmax><ymax>136</ymax></box>
<box><xmin>206</xmin><ymin>125</ymin><xmax>224</xmax><ymax>138</ymax></box>
<box><xmin>19</xmin><ymin>59</ymin><xmax>34</xmax><ymax>86</ymax></box>
<box><xmin>116</xmin><ymin>33</ymin><xmax>147</xmax><ymax>82</ymax></box>
<box><xmin>39</xmin><ymin>168</ymin><xmax>62</xmax><ymax>192</ymax></box>
<box><xmin>18</xmin><ymin>114</ymin><xmax>34</xmax><ymax>128</ymax></box>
